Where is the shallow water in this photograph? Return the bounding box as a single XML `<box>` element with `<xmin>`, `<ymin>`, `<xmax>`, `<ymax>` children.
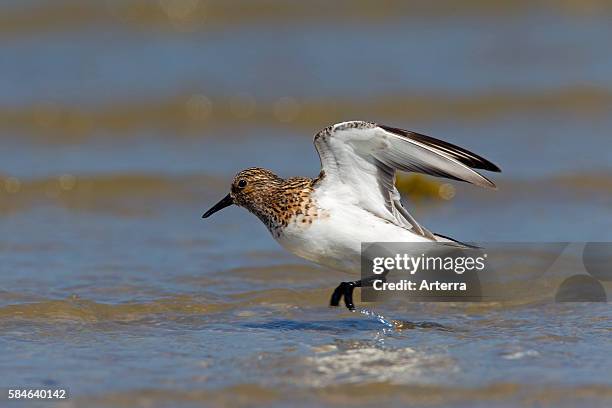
<box><xmin>1</xmin><ymin>1</ymin><xmax>612</xmax><ymax>407</ymax></box>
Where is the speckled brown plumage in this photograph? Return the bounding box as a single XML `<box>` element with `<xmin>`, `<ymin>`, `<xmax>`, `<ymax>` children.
<box><xmin>229</xmin><ymin>168</ymin><xmax>320</xmax><ymax>237</ymax></box>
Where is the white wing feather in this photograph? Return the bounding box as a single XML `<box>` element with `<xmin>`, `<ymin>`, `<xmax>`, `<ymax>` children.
<box><xmin>313</xmin><ymin>121</ymin><xmax>500</xmax><ymax>238</ymax></box>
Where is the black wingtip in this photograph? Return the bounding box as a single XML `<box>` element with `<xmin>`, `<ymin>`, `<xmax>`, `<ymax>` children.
<box><xmin>481</xmin><ymin>161</ymin><xmax>501</xmax><ymax>173</ymax></box>
<box><xmin>483</xmin><ymin>160</ymin><xmax>502</xmax><ymax>173</ymax></box>
<box><xmin>379</xmin><ymin>124</ymin><xmax>501</xmax><ymax>173</ymax></box>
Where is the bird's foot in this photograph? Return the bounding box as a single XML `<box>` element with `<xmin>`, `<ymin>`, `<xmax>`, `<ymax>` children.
<box><xmin>330</xmin><ymin>275</ymin><xmax>386</xmax><ymax>311</ymax></box>
<box><xmin>329</xmin><ymin>281</ymin><xmax>360</xmax><ymax>311</ymax></box>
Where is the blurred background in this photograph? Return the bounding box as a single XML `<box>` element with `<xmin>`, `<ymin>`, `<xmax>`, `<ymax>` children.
<box><xmin>0</xmin><ymin>1</ymin><xmax>611</xmax><ymax>407</ymax></box>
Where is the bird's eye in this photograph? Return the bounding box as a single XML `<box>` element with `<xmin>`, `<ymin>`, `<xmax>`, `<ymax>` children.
<box><xmin>238</xmin><ymin>179</ymin><xmax>247</xmax><ymax>188</ymax></box>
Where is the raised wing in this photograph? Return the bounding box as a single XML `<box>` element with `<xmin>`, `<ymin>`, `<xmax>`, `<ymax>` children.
<box><xmin>313</xmin><ymin>121</ymin><xmax>500</xmax><ymax>238</ymax></box>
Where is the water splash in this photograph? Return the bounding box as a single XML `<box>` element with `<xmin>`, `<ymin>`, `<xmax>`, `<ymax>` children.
<box><xmin>358</xmin><ymin>308</ymin><xmax>394</xmax><ymax>328</ymax></box>
<box><xmin>357</xmin><ymin>307</ymin><xmax>453</xmax><ymax>339</ymax></box>
<box><xmin>358</xmin><ymin>308</ymin><xmax>395</xmax><ymax>344</ymax></box>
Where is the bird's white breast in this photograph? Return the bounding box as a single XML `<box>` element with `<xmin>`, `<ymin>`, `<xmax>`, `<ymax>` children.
<box><xmin>274</xmin><ymin>192</ymin><xmax>431</xmax><ymax>274</ymax></box>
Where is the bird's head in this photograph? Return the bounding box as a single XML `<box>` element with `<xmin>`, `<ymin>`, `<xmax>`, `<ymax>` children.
<box><xmin>202</xmin><ymin>167</ymin><xmax>283</xmax><ymax>218</ymax></box>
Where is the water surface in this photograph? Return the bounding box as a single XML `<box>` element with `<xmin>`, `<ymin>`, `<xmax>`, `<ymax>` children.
<box><xmin>1</xmin><ymin>1</ymin><xmax>611</xmax><ymax>407</ymax></box>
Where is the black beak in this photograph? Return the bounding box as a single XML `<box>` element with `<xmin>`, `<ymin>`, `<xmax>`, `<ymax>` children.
<box><xmin>202</xmin><ymin>193</ymin><xmax>233</xmax><ymax>218</ymax></box>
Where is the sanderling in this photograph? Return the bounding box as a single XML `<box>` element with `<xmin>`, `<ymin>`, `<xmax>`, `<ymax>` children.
<box><xmin>203</xmin><ymin>121</ymin><xmax>500</xmax><ymax>310</ymax></box>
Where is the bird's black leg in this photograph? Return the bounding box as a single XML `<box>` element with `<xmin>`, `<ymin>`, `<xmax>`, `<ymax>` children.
<box><xmin>330</xmin><ymin>274</ymin><xmax>387</xmax><ymax>311</ymax></box>
<box><xmin>330</xmin><ymin>281</ymin><xmax>360</xmax><ymax>310</ymax></box>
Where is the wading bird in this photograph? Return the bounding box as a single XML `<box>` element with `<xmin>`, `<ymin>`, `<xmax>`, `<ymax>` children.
<box><xmin>203</xmin><ymin>121</ymin><xmax>500</xmax><ymax>310</ymax></box>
